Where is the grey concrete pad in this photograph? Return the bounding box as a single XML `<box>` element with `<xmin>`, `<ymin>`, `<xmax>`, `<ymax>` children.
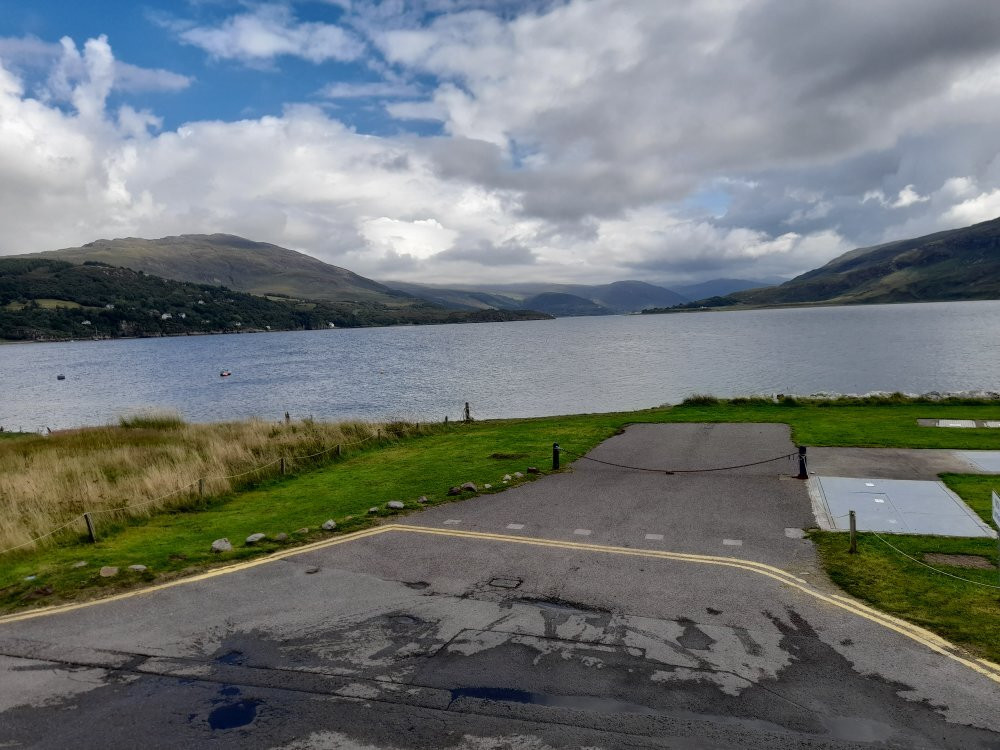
<box><xmin>814</xmin><ymin>476</ymin><xmax>996</xmax><ymax>537</ymax></box>
<box><xmin>806</xmin><ymin>447</ymin><xmax>981</xmax><ymax>479</ymax></box>
<box><xmin>956</xmin><ymin>451</ymin><xmax>1000</xmax><ymax>472</ymax></box>
<box><xmin>938</xmin><ymin>419</ymin><xmax>977</xmax><ymax>428</ymax></box>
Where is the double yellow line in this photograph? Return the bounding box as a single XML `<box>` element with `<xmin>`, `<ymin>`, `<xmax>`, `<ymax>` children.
<box><xmin>2</xmin><ymin>523</ymin><xmax>998</xmax><ymax>686</ymax></box>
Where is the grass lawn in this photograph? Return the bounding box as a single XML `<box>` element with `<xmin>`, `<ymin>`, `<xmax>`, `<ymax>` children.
<box><xmin>2</xmin><ymin>397</ymin><xmax>1000</xmax><ymax>661</ymax></box>
<box><xmin>812</xmin><ymin>531</ymin><xmax>999</xmax><ymax>663</ymax></box>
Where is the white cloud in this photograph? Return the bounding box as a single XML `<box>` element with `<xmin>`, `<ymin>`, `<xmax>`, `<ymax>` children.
<box><xmin>318</xmin><ymin>80</ymin><xmax>420</xmax><ymax>98</ymax></box>
<box><xmin>943</xmin><ymin>188</ymin><xmax>1000</xmax><ymax>226</ymax></box>
<box><xmin>177</xmin><ymin>5</ymin><xmax>365</xmax><ymax>65</ymax></box>
<box><xmin>891</xmin><ymin>184</ymin><xmax>929</xmax><ymax>208</ymax></box>
<box><xmin>5</xmin><ymin>0</ymin><xmax>1000</xmax><ymax>286</ymax></box>
<box><xmin>0</xmin><ymin>34</ymin><xmax>192</xmax><ymax>94</ymax></box>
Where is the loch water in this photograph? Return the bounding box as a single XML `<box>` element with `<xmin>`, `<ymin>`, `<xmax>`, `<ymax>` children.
<box><xmin>2</xmin><ymin>300</ymin><xmax>1000</xmax><ymax>431</ymax></box>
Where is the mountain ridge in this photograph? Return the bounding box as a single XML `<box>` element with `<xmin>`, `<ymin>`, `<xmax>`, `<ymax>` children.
<box><xmin>25</xmin><ymin>234</ymin><xmax>419</xmax><ymax>307</ymax></box>
<box><xmin>645</xmin><ymin>216</ymin><xmax>1000</xmax><ymax>311</ymax></box>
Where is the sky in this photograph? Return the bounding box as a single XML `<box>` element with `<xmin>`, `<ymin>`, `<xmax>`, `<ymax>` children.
<box><xmin>1</xmin><ymin>1</ymin><xmax>1000</xmax><ymax>286</ymax></box>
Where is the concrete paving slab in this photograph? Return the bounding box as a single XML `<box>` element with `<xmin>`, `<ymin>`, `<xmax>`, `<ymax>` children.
<box><xmin>938</xmin><ymin>419</ymin><xmax>977</xmax><ymax>428</ymax></box>
<box><xmin>814</xmin><ymin>477</ymin><xmax>996</xmax><ymax>537</ymax></box>
<box><xmin>806</xmin><ymin>447</ymin><xmax>980</xmax><ymax>479</ymax></box>
<box><xmin>956</xmin><ymin>451</ymin><xmax>1000</xmax><ymax>472</ymax></box>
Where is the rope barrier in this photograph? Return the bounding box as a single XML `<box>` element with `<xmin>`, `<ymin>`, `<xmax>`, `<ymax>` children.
<box><xmin>868</xmin><ymin>532</ymin><xmax>1000</xmax><ymax>590</ymax></box>
<box><xmin>0</xmin><ymin>430</ymin><xmax>385</xmax><ymax>555</ymax></box>
<box><xmin>557</xmin><ymin>446</ymin><xmax>798</xmax><ymax>475</ymax></box>
<box><xmin>0</xmin><ymin>516</ymin><xmax>88</xmax><ymax>555</ymax></box>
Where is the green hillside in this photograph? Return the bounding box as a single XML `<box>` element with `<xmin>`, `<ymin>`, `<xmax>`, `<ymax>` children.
<box><xmin>0</xmin><ymin>259</ymin><xmax>550</xmax><ymax>341</ymax></box>
<box><xmin>648</xmin><ymin>216</ymin><xmax>1000</xmax><ymax>311</ymax></box>
<box><xmin>26</xmin><ymin>234</ymin><xmax>417</xmax><ymax>306</ymax></box>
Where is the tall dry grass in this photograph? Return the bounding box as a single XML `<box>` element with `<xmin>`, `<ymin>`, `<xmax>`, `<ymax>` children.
<box><xmin>0</xmin><ymin>412</ymin><xmax>429</xmax><ymax>554</ymax></box>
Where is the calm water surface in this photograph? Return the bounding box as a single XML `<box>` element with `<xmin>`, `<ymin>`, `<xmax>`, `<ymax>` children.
<box><xmin>3</xmin><ymin>301</ymin><xmax>1000</xmax><ymax>430</ymax></box>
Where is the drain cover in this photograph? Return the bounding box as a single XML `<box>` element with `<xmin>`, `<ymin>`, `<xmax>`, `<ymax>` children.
<box><xmin>488</xmin><ymin>577</ymin><xmax>522</xmax><ymax>589</ymax></box>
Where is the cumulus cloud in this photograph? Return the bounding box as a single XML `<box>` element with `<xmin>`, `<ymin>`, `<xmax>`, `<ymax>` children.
<box><xmin>3</xmin><ymin>1</ymin><xmax>1000</xmax><ymax>287</ymax></box>
<box><xmin>0</xmin><ymin>35</ymin><xmax>192</xmax><ymax>94</ymax></box>
<box><xmin>176</xmin><ymin>5</ymin><xmax>365</xmax><ymax>65</ymax></box>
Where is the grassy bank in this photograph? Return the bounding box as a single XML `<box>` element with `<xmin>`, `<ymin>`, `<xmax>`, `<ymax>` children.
<box><xmin>0</xmin><ymin>412</ymin><xmax>431</xmax><ymax>552</ymax></box>
<box><xmin>1</xmin><ymin>397</ymin><xmax>999</xmax><ymax>662</ymax></box>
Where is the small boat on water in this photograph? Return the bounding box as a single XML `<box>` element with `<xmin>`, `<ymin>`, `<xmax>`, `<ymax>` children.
<box><xmin>56</xmin><ymin>374</ymin><xmax>66</xmax><ymax>381</ymax></box>
<box><xmin>220</xmin><ymin>370</ymin><xmax>232</xmax><ymax>377</ymax></box>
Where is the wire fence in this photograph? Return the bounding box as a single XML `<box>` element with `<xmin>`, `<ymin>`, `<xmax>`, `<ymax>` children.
<box><xmin>0</xmin><ymin>433</ymin><xmax>379</xmax><ymax>556</ymax></box>
<box><xmin>868</xmin><ymin>531</ymin><xmax>1000</xmax><ymax>590</ymax></box>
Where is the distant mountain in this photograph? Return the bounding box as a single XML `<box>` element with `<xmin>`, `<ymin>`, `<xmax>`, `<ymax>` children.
<box><xmin>586</xmin><ymin>281</ymin><xmax>688</xmax><ymax>312</ymax></box>
<box><xmin>26</xmin><ymin>234</ymin><xmax>418</xmax><ymax>307</ymax></box>
<box><xmin>521</xmin><ymin>292</ymin><xmax>611</xmax><ymax>316</ymax></box>
<box><xmin>382</xmin><ymin>281</ymin><xmax>523</xmax><ymax>311</ymax></box>
<box><xmin>0</xmin><ymin>258</ymin><xmax>552</xmax><ymax>341</ymax></box>
<box><xmin>384</xmin><ymin>279</ymin><xmax>686</xmax><ymax>314</ymax></box>
<box><xmin>719</xmin><ymin>216</ymin><xmax>1000</xmax><ymax>306</ymax></box>
<box><xmin>671</xmin><ymin>278</ymin><xmax>778</xmax><ymax>300</ymax></box>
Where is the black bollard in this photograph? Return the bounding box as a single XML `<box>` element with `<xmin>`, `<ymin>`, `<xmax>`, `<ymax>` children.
<box><xmin>796</xmin><ymin>446</ymin><xmax>808</xmax><ymax>479</ymax></box>
<box><xmin>553</xmin><ymin>443</ymin><xmax>560</xmax><ymax>470</ymax></box>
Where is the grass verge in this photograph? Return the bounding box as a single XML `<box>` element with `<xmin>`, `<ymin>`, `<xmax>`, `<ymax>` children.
<box><xmin>2</xmin><ymin>397</ymin><xmax>1000</xmax><ymax>663</ymax></box>
<box><xmin>812</xmin><ymin>530</ymin><xmax>999</xmax><ymax>663</ymax></box>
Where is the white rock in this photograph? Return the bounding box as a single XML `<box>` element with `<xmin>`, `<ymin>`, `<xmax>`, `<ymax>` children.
<box><xmin>322</xmin><ymin>520</ymin><xmax>337</xmax><ymax>531</ymax></box>
<box><xmin>387</xmin><ymin>501</ymin><xmax>405</xmax><ymax>510</ymax></box>
<box><xmin>368</xmin><ymin>507</ymin><xmax>379</xmax><ymax>514</ymax></box>
<box><xmin>128</xmin><ymin>565</ymin><xmax>147</xmax><ymax>573</ymax></box>
<box><xmin>211</xmin><ymin>538</ymin><xmax>233</xmax><ymax>553</ymax></box>
<box><xmin>484</xmin><ymin>484</ymin><xmax>492</xmax><ymax>489</ymax></box>
<box><xmin>71</xmin><ymin>561</ymin><xmax>87</xmax><ymax>568</ymax></box>
<box><xmin>514</xmin><ymin>472</ymin><xmax>524</xmax><ymax>479</ymax></box>
<box><xmin>99</xmin><ymin>566</ymin><xmax>118</xmax><ymax>578</ymax></box>
<box><xmin>502</xmin><ymin>474</ymin><xmax>512</xmax><ymax>481</ymax></box>
<box><xmin>245</xmin><ymin>533</ymin><xmax>266</xmax><ymax>544</ymax></box>
<box><xmin>417</xmin><ymin>496</ymin><xmax>429</xmax><ymax>504</ymax></box>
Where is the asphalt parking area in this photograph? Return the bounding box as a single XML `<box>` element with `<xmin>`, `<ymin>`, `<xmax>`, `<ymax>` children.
<box><xmin>1</xmin><ymin>424</ymin><xmax>998</xmax><ymax>749</ymax></box>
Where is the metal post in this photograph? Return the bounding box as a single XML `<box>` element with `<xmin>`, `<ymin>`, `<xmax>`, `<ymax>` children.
<box><xmin>280</xmin><ymin>457</ymin><xmax>286</xmax><ymax>476</ymax></box>
<box><xmin>464</xmin><ymin>402</ymin><xmax>471</xmax><ymax>423</ymax></box>
<box><xmin>553</xmin><ymin>443</ymin><xmax>560</xmax><ymax>470</ymax></box>
<box><xmin>336</xmin><ymin>444</ymin><xmax>342</xmax><ymax>457</ymax></box>
<box><xmin>198</xmin><ymin>478</ymin><xmax>205</xmax><ymax>497</ymax></box>
<box><xmin>849</xmin><ymin>510</ymin><xmax>858</xmax><ymax>554</ymax></box>
<box><xmin>83</xmin><ymin>512</ymin><xmax>96</xmax><ymax>543</ymax></box>
<box><xmin>284</xmin><ymin>411</ymin><xmax>290</xmax><ymax>424</ymax></box>
<box><xmin>796</xmin><ymin>446</ymin><xmax>808</xmax><ymax>479</ymax></box>
<box><xmin>444</xmin><ymin>415</ymin><xmax>448</xmax><ymax>424</ymax></box>
<box><xmin>376</xmin><ymin>428</ymin><xmax>381</xmax><ymax>440</ymax></box>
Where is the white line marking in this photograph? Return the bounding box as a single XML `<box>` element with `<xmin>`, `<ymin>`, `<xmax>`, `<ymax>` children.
<box><xmin>644</xmin><ymin>533</ymin><xmax>664</xmax><ymax>541</ymax></box>
<box><xmin>506</xmin><ymin>524</ymin><xmax>525</xmax><ymax>530</ymax></box>
<box><xmin>573</xmin><ymin>529</ymin><xmax>592</xmax><ymax>536</ymax></box>
<box><xmin>444</xmin><ymin>520</ymin><xmax>461</xmax><ymax>525</ymax></box>
<box><xmin>722</xmin><ymin>539</ymin><xmax>743</xmax><ymax>546</ymax></box>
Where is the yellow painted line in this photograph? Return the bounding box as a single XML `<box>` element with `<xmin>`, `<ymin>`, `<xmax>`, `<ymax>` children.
<box><xmin>393</xmin><ymin>525</ymin><xmax>1000</xmax><ymax>685</ymax></box>
<box><xmin>0</xmin><ymin>526</ymin><xmax>390</xmax><ymax>625</ymax></box>
<box><xmin>1</xmin><ymin>522</ymin><xmax>997</xmax><ymax>687</ymax></box>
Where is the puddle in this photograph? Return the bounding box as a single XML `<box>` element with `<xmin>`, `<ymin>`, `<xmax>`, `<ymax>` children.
<box><xmin>450</xmin><ymin>686</ymin><xmax>659</xmax><ymax>715</ymax></box>
<box><xmin>823</xmin><ymin>715</ymin><xmax>895</xmax><ymax>743</ymax></box>
<box><xmin>208</xmin><ymin>699</ymin><xmax>260</xmax><ymax>730</ymax></box>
